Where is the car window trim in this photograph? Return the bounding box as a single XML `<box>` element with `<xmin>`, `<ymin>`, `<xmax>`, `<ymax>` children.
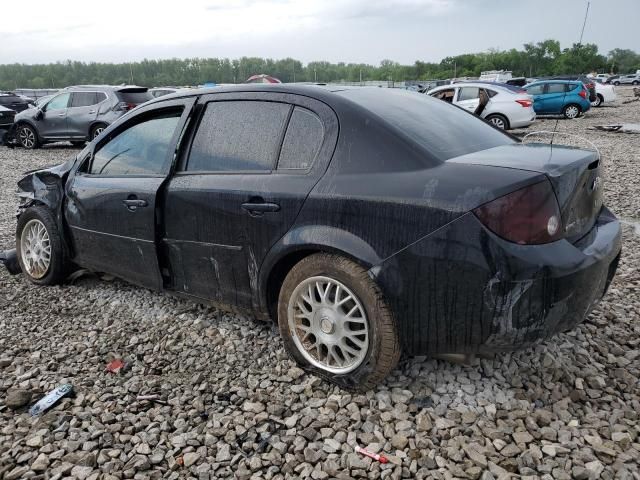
<box><xmin>73</xmin><ymin>97</ymin><xmax>196</xmax><ymax>179</ymax></box>
<box><xmin>173</xmin><ymin>91</ymin><xmax>338</xmax><ymax>179</ymax></box>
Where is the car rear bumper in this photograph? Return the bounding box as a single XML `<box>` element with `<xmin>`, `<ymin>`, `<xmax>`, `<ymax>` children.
<box><xmin>370</xmin><ymin>207</ymin><xmax>622</xmax><ymax>355</ymax></box>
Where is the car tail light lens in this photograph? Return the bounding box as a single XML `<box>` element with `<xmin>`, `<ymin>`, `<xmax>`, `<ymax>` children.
<box><xmin>114</xmin><ymin>102</ymin><xmax>137</xmax><ymax>111</ymax></box>
<box><xmin>473</xmin><ymin>180</ymin><xmax>563</xmax><ymax>245</ymax></box>
<box><xmin>515</xmin><ymin>99</ymin><xmax>533</xmax><ymax>107</ymax></box>
<box><xmin>578</xmin><ymin>89</ymin><xmax>587</xmax><ymax>99</ymax></box>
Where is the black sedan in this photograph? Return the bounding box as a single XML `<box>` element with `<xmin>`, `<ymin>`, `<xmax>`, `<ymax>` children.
<box><xmin>2</xmin><ymin>85</ymin><xmax>621</xmax><ymax>390</ymax></box>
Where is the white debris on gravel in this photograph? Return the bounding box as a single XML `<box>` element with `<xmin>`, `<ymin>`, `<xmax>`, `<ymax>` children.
<box><xmin>1</xmin><ymin>88</ymin><xmax>639</xmax><ymax>480</ymax></box>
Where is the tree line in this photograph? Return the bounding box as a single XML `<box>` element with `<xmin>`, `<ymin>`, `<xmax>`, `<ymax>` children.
<box><xmin>1</xmin><ymin>40</ymin><xmax>638</xmax><ymax>90</ymax></box>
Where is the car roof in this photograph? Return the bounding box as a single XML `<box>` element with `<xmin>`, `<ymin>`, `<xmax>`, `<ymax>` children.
<box><xmin>63</xmin><ymin>85</ymin><xmax>148</xmax><ymax>92</ymax></box>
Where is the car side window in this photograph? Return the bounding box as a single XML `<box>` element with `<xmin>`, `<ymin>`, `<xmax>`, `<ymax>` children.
<box><xmin>486</xmin><ymin>89</ymin><xmax>498</xmax><ymax>98</ymax></box>
<box><xmin>45</xmin><ymin>93</ymin><xmax>70</xmax><ymax>111</ymax></box>
<box><xmin>547</xmin><ymin>83</ymin><xmax>566</xmax><ymax>94</ymax></box>
<box><xmin>458</xmin><ymin>87</ymin><xmax>480</xmax><ymax>101</ymax></box>
<box><xmin>526</xmin><ymin>84</ymin><xmax>544</xmax><ymax>95</ymax></box>
<box><xmin>70</xmin><ymin>92</ymin><xmax>97</xmax><ymax>108</ymax></box>
<box><xmin>186</xmin><ymin>100</ymin><xmax>290</xmax><ymax>172</ymax></box>
<box><xmin>89</xmin><ymin>109</ymin><xmax>183</xmax><ymax>176</ymax></box>
<box><xmin>432</xmin><ymin>89</ymin><xmax>455</xmax><ymax>103</ymax></box>
<box><xmin>277</xmin><ymin>107</ymin><xmax>324</xmax><ymax>170</ymax></box>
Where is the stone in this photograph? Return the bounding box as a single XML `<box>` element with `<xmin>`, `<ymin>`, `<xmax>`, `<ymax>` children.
<box><xmin>390</xmin><ymin>433</ymin><xmax>409</xmax><ymax>450</ymax></box>
<box><xmin>5</xmin><ymin>389</ymin><xmax>32</xmax><ymax>410</ymax></box>
<box><xmin>183</xmin><ymin>452</ymin><xmax>200</xmax><ymax>467</ymax></box>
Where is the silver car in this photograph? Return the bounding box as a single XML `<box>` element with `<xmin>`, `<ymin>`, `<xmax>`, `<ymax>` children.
<box><xmin>612</xmin><ymin>74</ymin><xmax>640</xmax><ymax>86</ymax></box>
<box><xmin>9</xmin><ymin>85</ymin><xmax>153</xmax><ymax>149</ymax></box>
<box><xmin>427</xmin><ymin>82</ymin><xmax>536</xmax><ymax>130</ymax></box>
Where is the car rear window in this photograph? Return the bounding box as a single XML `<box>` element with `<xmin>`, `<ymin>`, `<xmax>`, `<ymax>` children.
<box><xmin>115</xmin><ymin>90</ymin><xmax>153</xmax><ymax>104</ymax></box>
<box><xmin>338</xmin><ymin>88</ymin><xmax>514</xmax><ymax>162</ymax></box>
<box><xmin>186</xmin><ymin>100</ymin><xmax>291</xmax><ymax>172</ymax></box>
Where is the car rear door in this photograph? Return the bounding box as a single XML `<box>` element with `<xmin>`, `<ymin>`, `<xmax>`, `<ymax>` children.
<box><xmin>455</xmin><ymin>86</ymin><xmax>481</xmax><ymax>112</ymax></box>
<box><xmin>162</xmin><ymin>91</ymin><xmax>338</xmax><ymax>309</ymax></box>
<box><xmin>64</xmin><ymin>97</ymin><xmax>195</xmax><ymax>289</ymax></box>
<box><xmin>67</xmin><ymin>91</ymin><xmax>107</xmax><ymax>139</ymax></box>
<box><xmin>38</xmin><ymin>93</ymin><xmax>71</xmax><ymax>139</ymax></box>
<box><xmin>543</xmin><ymin>83</ymin><xmax>570</xmax><ymax>113</ymax></box>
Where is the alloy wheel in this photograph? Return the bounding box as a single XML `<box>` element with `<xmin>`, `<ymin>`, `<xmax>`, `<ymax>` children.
<box><xmin>93</xmin><ymin>127</ymin><xmax>105</xmax><ymax>139</ymax></box>
<box><xmin>490</xmin><ymin>117</ymin><xmax>506</xmax><ymax>129</ymax></box>
<box><xmin>565</xmin><ymin>106</ymin><xmax>579</xmax><ymax>119</ymax></box>
<box><xmin>20</xmin><ymin>219</ymin><xmax>51</xmax><ymax>279</ymax></box>
<box><xmin>287</xmin><ymin>276</ymin><xmax>369</xmax><ymax>374</ymax></box>
<box><xmin>19</xmin><ymin>127</ymin><xmax>36</xmax><ymax>148</ymax></box>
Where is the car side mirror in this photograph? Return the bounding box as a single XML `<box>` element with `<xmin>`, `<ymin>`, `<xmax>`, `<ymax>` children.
<box><xmin>35</xmin><ymin>109</ymin><xmax>43</xmax><ymax>120</ymax></box>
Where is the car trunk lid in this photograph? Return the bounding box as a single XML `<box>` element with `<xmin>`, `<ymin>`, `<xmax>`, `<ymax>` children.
<box><xmin>448</xmin><ymin>143</ymin><xmax>603</xmax><ymax>243</ymax></box>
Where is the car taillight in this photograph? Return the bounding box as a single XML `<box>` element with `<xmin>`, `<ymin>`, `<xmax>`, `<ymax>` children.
<box><xmin>473</xmin><ymin>180</ymin><xmax>563</xmax><ymax>245</ymax></box>
<box><xmin>578</xmin><ymin>89</ymin><xmax>587</xmax><ymax>99</ymax></box>
<box><xmin>114</xmin><ymin>102</ymin><xmax>137</xmax><ymax>111</ymax></box>
<box><xmin>515</xmin><ymin>99</ymin><xmax>533</xmax><ymax>107</ymax></box>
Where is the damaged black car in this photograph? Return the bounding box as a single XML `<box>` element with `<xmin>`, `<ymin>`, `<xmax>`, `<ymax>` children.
<box><xmin>3</xmin><ymin>85</ymin><xmax>622</xmax><ymax>390</ymax></box>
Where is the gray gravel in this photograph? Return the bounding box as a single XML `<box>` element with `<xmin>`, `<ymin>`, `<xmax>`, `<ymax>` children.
<box><xmin>1</xmin><ymin>88</ymin><xmax>639</xmax><ymax>479</ymax></box>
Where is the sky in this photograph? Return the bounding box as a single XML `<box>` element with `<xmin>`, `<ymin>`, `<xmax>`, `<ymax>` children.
<box><xmin>0</xmin><ymin>0</ymin><xmax>638</xmax><ymax>65</ymax></box>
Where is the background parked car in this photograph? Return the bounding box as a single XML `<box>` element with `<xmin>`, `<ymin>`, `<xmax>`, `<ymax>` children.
<box><xmin>149</xmin><ymin>87</ymin><xmax>182</xmax><ymax>98</ymax></box>
<box><xmin>612</xmin><ymin>74</ymin><xmax>640</xmax><ymax>85</ymax></box>
<box><xmin>523</xmin><ymin>80</ymin><xmax>591</xmax><ymax>119</ymax></box>
<box><xmin>427</xmin><ymin>82</ymin><xmax>535</xmax><ymax>130</ymax></box>
<box><xmin>591</xmin><ymin>80</ymin><xmax>617</xmax><ymax>107</ymax></box>
<box><xmin>0</xmin><ymin>92</ymin><xmax>32</xmax><ymax>112</ymax></box>
<box><xmin>9</xmin><ymin>85</ymin><xmax>153</xmax><ymax>149</ymax></box>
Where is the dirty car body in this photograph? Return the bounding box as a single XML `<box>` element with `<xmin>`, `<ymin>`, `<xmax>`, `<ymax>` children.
<box><xmin>8</xmin><ymin>85</ymin><xmax>621</xmax><ymax>384</ymax></box>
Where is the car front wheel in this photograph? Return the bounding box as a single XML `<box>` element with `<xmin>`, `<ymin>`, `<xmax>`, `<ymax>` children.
<box><xmin>563</xmin><ymin>104</ymin><xmax>581</xmax><ymax>119</ymax></box>
<box><xmin>278</xmin><ymin>253</ymin><xmax>401</xmax><ymax>391</ymax></box>
<box><xmin>16</xmin><ymin>206</ymin><xmax>68</xmax><ymax>285</ymax></box>
<box><xmin>17</xmin><ymin>124</ymin><xmax>39</xmax><ymax>149</ymax></box>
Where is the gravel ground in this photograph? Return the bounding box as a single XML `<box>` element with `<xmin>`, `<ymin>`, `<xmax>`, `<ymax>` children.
<box><xmin>1</xmin><ymin>88</ymin><xmax>639</xmax><ymax>480</ymax></box>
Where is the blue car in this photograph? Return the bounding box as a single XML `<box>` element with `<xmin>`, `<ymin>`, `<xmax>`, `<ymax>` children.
<box><xmin>523</xmin><ymin>80</ymin><xmax>591</xmax><ymax>119</ymax></box>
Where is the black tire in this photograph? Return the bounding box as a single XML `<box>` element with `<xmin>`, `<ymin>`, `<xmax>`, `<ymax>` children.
<box><xmin>17</xmin><ymin>124</ymin><xmax>40</xmax><ymax>149</ymax></box>
<box><xmin>591</xmin><ymin>94</ymin><xmax>603</xmax><ymax>107</ymax></box>
<box><xmin>485</xmin><ymin>114</ymin><xmax>510</xmax><ymax>130</ymax></box>
<box><xmin>90</xmin><ymin>123</ymin><xmax>108</xmax><ymax>140</ymax></box>
<box><xmin>562</xmin><ymin>104</ymin><xmax>581</xmax><ymax>119</ymax></box>
<box><xmin>277</xmin><ymin>253</ymin><xmax>401</xmax><ymax>391</ymax></box>
<box><xmin>633</xmin><ymin>81</ymin><xmax>639</xmax><ymax>85</ymax></box>
<box><xmin>71</xmin><ymin>141</ymin><xmax>86</xmax><ymax>147</ymax></box>
<box><xmin>613</xmin><ymin>81</ymin><xmax>620</xmax><ymax>86</ymax></box>
<box><xmin>16</xmin><ymin>205</ymin><xmax>68</xmax><ymax>285</ymax></box>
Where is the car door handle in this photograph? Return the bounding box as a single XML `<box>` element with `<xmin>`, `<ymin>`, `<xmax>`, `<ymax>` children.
<box><xmin>122</xmin><ymin>199</ymin><xmax>148</xmax><ymax>211</ymax></box>
<box><xmin>241</xmin><ymin>202</ymin><xmax>280</xmax><ymax>214</ymax></box>
<box><xmin>58</xmin><ymin>113</ymin><xmax>65</xmax><ymax>117</ymax></box>
<box><xmin>88</xmin><ymin>110</ymin><xmax>96</xmax><ymax>114</ymax></box>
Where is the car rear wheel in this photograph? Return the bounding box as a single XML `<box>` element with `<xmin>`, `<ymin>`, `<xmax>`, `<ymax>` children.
<box><xmin>563</xmin><ymin>104</ymin><xmax>581</xmax><ymax>119</ymax></box>
<box><xmin>16</xmin><ymin>206</ymin><xmax>68</xmax><ymax>285</ymax></box>
<box><xmin>91</xmin><ymin>124</ymin><xmax>107</xmax><ymax>140</ymax></box>
<box><xmin>613</xmin><ymin>81</ymin><xmax>620</xmax><ymax>86</ymax></box>
<box><xmin>591</xmin><ymin>94</ymin><xmax>603</xmax><ymax>107</ymax></box>
<box><xmin>486</xmin><ymin>114</ymin><xmax>510</xmax><ymax>130</ymax></box>
<box><xmin>17</xmin><ymin>124</ymin><xmax>39</xmax><ymax>149</ymax></box>
<box><xmin>278</xmin><ymin>253</ymin><xmax>401</xmax><ymax>391</ymax></box>
<box><xmin>633</xmin><ymin>81</ymin><xmax>639</xmax><ymax>85</ymax></box>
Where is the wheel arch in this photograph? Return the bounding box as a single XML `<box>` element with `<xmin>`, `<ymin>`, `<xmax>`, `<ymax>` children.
<box><xmin>259</xmin><ymin>226</ymin><xmax>382</xmax><ymax>320</ymax></box>
<box><xmin>14</xmin><ymin>120</ymin><xmax>43</xmax><ymax>142</ymax></box>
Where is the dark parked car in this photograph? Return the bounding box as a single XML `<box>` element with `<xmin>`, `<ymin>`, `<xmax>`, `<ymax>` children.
<box><xmin>0</xmin><ymin>92</ymin><xmax>32</xmax><ymax>112</ymax></box>
<box><xmin>3</xmin><ymin>85</ymin><xmax>621</xmax><ymax>389</ymax></box>
<box><xmin>7</xmin><ymin>85</ymin><xmax>153</xmax><ymax>149</ymax></box>
<box><xmin>0</xmin><ymin>105</ymin><xmax>15</xmax><ymax>129</ymax></box>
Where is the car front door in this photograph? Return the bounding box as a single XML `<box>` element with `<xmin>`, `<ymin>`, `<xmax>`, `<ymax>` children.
<box><xmin>64</xmin><ymin>97</ymin><xmax>195</xmax><ymax>289</ymax></box>
<box><xmin>162</xmin><ymin>92</ymin><xmax>338</xmax><ymax>310</ymax></box>
<box><xmin>38</xmin><ymin>93</ymin><xmax>71</xmax><ymax>139</ymax></box>
<box><xmin>455</xmin><ymin>86</ymin><xmax>481</xmax><ymax>112</ymax></box>
<box><xmin>67</xmin><ymin>91</ymin><xmax>107</xmax><ymax>139</ymax></box>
